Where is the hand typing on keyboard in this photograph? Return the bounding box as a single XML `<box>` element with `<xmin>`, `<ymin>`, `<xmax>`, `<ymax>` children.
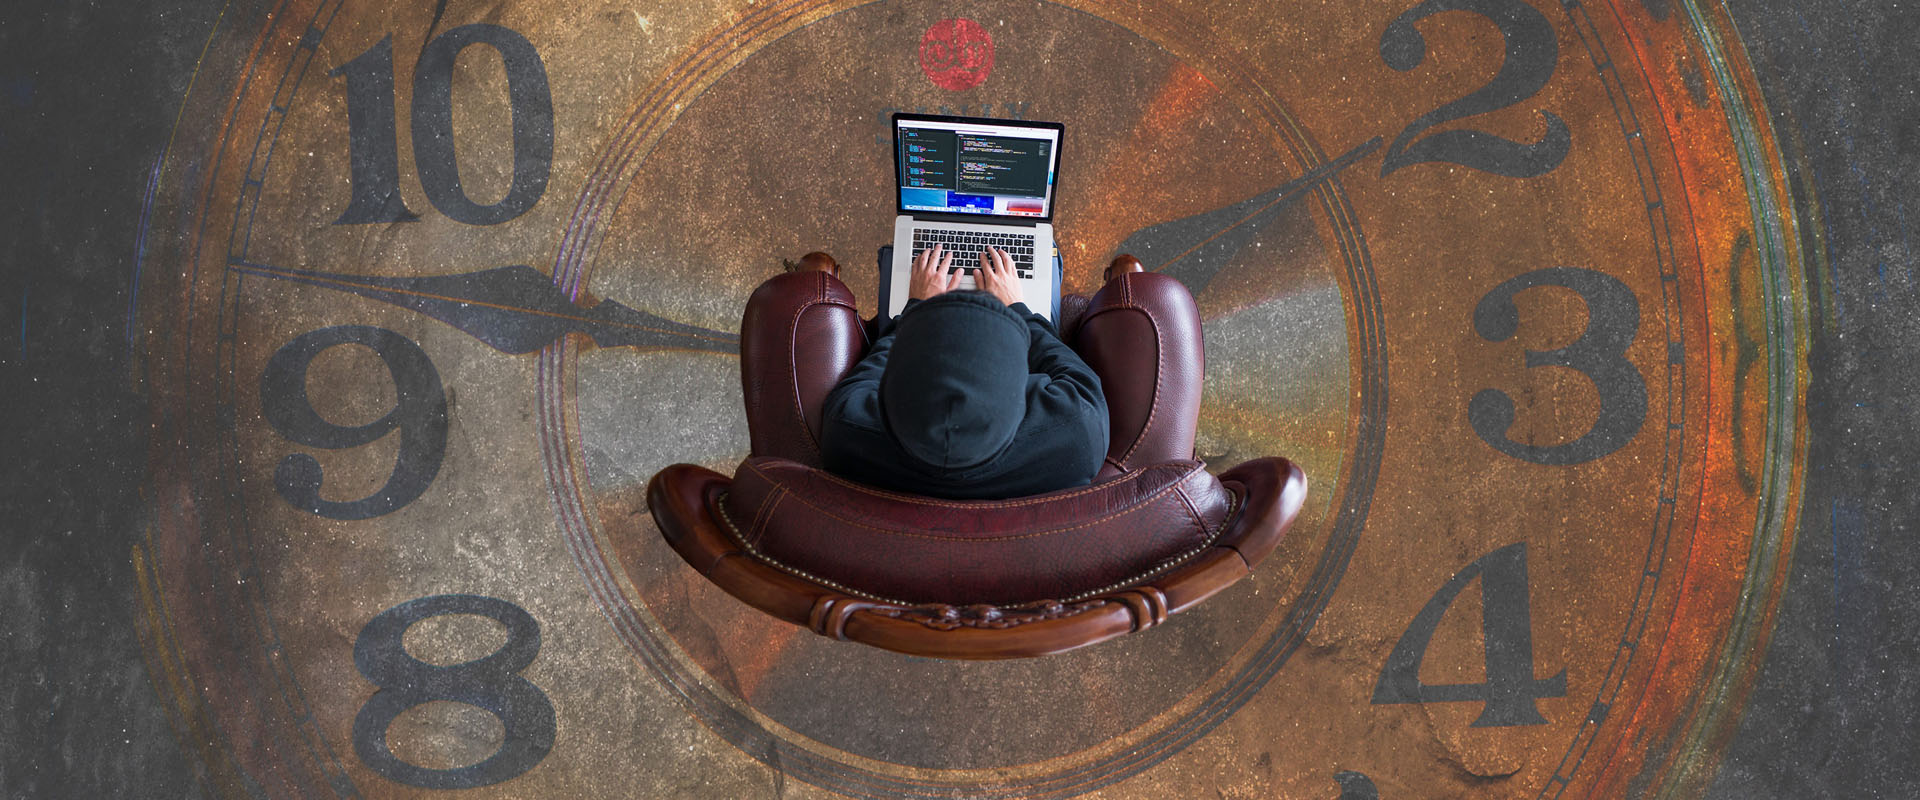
<box><xmin>908</xmin><ymin>244</ymin><xmax>963</xmax><ymax>301</ymax></box>
<box><xmin>908</xmin><ymin>244</ymin><xmax>1024</xmax><ymax>309</ymax></box>
<box><xmin>910</xmin><ymin>229</ymin><xmax>1038</xmax><ymax>280</ymax></box>
<box><xmin>974</xmin><ymin>247</ymin><xmax>1024</xmax><ymax>309</ymax></box>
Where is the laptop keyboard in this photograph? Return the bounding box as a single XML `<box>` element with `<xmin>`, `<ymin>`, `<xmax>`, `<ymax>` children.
<box><xmin>911</xmin><ymin>229</ymin><xmax>1036</xmax><ymax>279</ymax></box>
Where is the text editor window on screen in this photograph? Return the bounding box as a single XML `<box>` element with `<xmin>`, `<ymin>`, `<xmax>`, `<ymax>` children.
<box><xmin>956</xmin><ymin>135</ymin><xmax>1049</xmax><ymax>196</ymax></box>
<box><xmin>902</xmin><ymin>127</ymin><xmax>1052</xmax><ymax>202</ymax></box>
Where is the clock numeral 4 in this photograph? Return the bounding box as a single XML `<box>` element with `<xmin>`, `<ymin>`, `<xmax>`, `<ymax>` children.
<box><xmin>333</xmin><ymin>25</ymin><xmax>554</xmax><ymax>226</ymax></box>
<box><xmin>260</xmin><ymin>326</ymin><xmax>448</xmax><ymax>519</ymax></box>
<box><xmin>353</xmin><ymin>594</ymin><xmax>556</xmax><ymax>788</ymax></box>
<box><xmin>1372</xmin><ymin>542</ymin><xmax>1567</xmax><ymax>727</ymax></box>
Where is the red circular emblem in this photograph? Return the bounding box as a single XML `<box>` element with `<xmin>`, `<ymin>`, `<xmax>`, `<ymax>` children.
<box><xmin>919</xmin><ymin>18</ymin><xmax>994</xmax><ymax>91</ymax></box>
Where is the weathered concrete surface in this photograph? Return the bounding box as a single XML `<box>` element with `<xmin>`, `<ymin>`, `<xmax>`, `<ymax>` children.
<box><xmin>2</xmin><ymin>0</ymin><xmax>1918</xmax><ymax>797</ymax></box>
<box><xmin>1708</xmin><ymin>2</ymin><xmax>1920</xmax><ymax>797</ymax></box>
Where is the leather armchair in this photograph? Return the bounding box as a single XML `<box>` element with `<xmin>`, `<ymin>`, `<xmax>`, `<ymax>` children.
<box><xmin>647</xmin><ymin>254</ymin><xmax>1306</xmax><ymax>658</ymax></box>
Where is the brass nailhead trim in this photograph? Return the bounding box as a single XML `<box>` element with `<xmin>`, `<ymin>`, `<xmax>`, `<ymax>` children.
<box><xmin>711</xmin><ymin>485</ymin><xmax>1244</xmax><ymax>610</ymax></box>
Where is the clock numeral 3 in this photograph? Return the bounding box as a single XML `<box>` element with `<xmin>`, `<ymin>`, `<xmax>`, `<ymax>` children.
<box><xmin>1378</xmin><ymin>0</ymin><xmax>1571</xmax><ymax>177</ymax></box>
<box><xmin>353</xmin><ymin>594</ymin><xmax>556</xmax><ymax>789</ymax></box>
<box><xmin>261</xmin><ymin>326</ymin><xmax>448</xmax><ymax>519</ymax></box>
<box><xmin>1372</xmin><ymin>542</ymin><xmax>1566</xmax><ymax>727</ymax></box>
<box><xmin>333</xmin><ymin>25</ymin><xmax>554</xmax><ymax>226</ymax></box>
<box><xmin>1470</xmin><ymin>266</ymin><xmax>1647</xmax><ymax>465</ymax></box>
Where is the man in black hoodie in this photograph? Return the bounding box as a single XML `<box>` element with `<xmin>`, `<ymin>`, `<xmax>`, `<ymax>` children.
<box><xmin>818</xmin><ymin>245</ymin><xmax>1109</xmax><ymax>500</ymax></box>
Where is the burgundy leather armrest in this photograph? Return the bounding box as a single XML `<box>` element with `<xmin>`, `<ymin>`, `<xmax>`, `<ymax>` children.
<box><xmin>1076</xmin><ymin>271</ymin><xmax>1205</xmax><ymax>477</ymax></box>
<box><xmin>738</xmin><ymin>270</ymin><xmax>866</xmax><ymax>467</ymax></box>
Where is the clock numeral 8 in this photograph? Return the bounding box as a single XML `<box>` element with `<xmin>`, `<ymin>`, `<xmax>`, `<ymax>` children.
<box><xmin>333</xmin><ymin>25</ymin><xmax>554</xmax><ymax>226</ymax></box>
<box><xmin>1470</xmin><ymin>266</ymin><xmax>1647</xmax><ymax>465</ymax></box>
<box><xmin>353</xmin><ymin>594</ymin><xmax>556</xmax><ymax>789</ymax></box>
<box><xmin>1372</xmin><ymin>542</ymin><xmax>1566</xmax><ymax>727</ymax></box>
<box><xmin>260</xmin><ymin>325</ymin><xmax>447</xmax><ymax>519</ymax></box>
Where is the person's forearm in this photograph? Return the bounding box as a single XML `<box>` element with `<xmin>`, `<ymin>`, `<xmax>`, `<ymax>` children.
<box><xmin>1022</xmin><ymin>313</ymin><xmax>1102</xmax><ymax>400</ymax></box>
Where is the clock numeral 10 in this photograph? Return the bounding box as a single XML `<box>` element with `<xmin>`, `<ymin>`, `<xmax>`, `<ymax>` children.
<box><xmin>333</xmin><ymin>25</ymin><xmax>554</xmax><ymax>226</ymax></box>
<box><xmin>353</xmin><ymin>594</ymin><xmax>556</xmax><ymax>788</ymax></box>
<box><xmin>1372</xmin><ymin>542</ymin><xmax>1566</xmax><ymax>727</ymax></box>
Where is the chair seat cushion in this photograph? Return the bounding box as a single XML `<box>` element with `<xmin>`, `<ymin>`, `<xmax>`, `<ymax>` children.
<box><xmin>723</xmin><ymin>456</ymin><xmax>1236</xmax><ymax>605</ymax></box>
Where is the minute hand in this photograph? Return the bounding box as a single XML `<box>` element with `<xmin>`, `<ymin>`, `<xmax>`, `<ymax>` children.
<box><xmin>1113</xmin><ymin>136</ymin><xmax>1383</xmax><ymax>294</ymax></box>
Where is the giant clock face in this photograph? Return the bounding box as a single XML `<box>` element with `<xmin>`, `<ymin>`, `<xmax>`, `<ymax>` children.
<box><xmin>134</xmin><ymin>0</ymin><xmax>1810</xmax><ymax>797</ymax></box>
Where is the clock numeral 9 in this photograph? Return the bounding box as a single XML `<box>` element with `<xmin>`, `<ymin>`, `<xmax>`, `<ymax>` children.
<box><xmin>1470</xmin><ymin>266</ymin><xmax>1647</xmax><ymax>465</ymax></box>
<box><xmin>261</xmin><ymin>326</ymin><xmax>448</xmax><ymax>519</ymax></box>
<box><xmin>333</xmin><ymin>24</ymin><xmax>554</xmax><ymax>226</ymax></box>
<box><xmin>353</xmin><ymin>594</ymin><xmax>556</xmax><ymax>788</ymax></box>
<box><xmin>1378</xmin><ymin>0</ymin><xmax>1571</xmax><ymax>178</ymax></box>
<box><xmin>1372</xmin><ymin>542</ymin><xmax>1566</xmax><ymax>726</ymax></box>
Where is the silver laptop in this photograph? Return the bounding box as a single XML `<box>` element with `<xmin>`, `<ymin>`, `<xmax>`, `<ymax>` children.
<box><xmin>887</xmin><ymin>113</ymin><xmax>1063</xmax><ymax>321</ymax></box>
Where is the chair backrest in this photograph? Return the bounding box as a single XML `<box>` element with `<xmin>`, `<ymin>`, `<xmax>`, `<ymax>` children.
<box><xmin>729</xmin><ymin>456</ymin><xmax>1231</xmax><ymax>605</ymax></box>
<box><xmin>648</xmin><ymin>456</ymin><xmax>1306</xmax><ymax>659</ymax></box>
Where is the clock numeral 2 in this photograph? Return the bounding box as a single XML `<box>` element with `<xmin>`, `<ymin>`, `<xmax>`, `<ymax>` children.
<box><xmin>353</xmin><ymin>594</ymin><xmax>556</xmax><ymax>789</ymax></box>
<box><xmin>333</xmin><ymin>25</ymin><xmax>554</xmax><ymax>226</ymax></box>
<box><xmin>1378</xmin><ymin>0</ymin><xmax>1571</xmax><ymax>177</ymax></box>
<box><xmin>1470</xmin><ymin>266</ymin><xmax>1647</xmax><ymax>465</ymax></box>
<box><xmin>261</xmin><ymin>326</ymin><xmax>447</xmax><ymax>519</ymax></box>
<box><xmin>1372</xmin><ymin>542</ymin><xmax>1566</xmax><ymax>727</ymax></box>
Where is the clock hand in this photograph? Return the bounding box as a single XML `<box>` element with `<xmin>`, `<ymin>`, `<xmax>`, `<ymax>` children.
<box><xmin>231</xmin><ymin>137</ymin><xmax>1382</xmax><ymax>355</ymax></box>
<box><xmin>1113</xmin><ymin>136</ymin><xmax>1383</xmax><ymax>294</ymax></box>
<box><xmin>228</xmin><ymin>260</ymin><xmax>739</xmax><ymax>355</ymax></box>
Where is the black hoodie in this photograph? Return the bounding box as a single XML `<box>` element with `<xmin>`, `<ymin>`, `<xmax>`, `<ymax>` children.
<box><xmin>819</xmin><ymin>291</ymin><xmax>1108</xmax><ymax>499</ymax></box>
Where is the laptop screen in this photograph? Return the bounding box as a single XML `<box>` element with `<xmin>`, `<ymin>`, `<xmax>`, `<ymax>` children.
<box><xmin>894</xmin><ymin>113</ymin><xmax>1063</xmax><ymax>221</ymax></box>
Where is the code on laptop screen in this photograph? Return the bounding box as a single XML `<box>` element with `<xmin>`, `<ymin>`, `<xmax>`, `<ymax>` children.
<box><xmin>898</xmin><ymin>118</ymin><xmax>1058</xmax><ymax>218</ymax></box>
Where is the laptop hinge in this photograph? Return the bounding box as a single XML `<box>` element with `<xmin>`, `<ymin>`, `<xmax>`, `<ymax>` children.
<box><xmin>909</xmin><ymin>212</ymin><xmax>1043</xmax><ymax>227</ymax></box>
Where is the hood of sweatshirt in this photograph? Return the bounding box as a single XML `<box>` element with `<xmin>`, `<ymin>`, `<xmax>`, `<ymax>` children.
<box><xmin>878</xmin><ymin>291</ymin><xmax>1029</xmax><ymax>471</ymax></box>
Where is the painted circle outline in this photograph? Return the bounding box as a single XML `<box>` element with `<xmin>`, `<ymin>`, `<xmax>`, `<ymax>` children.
<box><xmin>536</xmin><ymin>0</ymin><xmax>1386</xmax><ymax>795</ymax></box>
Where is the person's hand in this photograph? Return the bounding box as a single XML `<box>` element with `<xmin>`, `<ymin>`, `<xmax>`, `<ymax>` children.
<box><xmin>976</xmin><ymin>247</ymin><xmax>1023</xmax><ymax>309</ymax></box>
<box><xmin>908</xmin><ymin>244</ymin><xmax>962</xmax><ymax>301</ymax></box>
